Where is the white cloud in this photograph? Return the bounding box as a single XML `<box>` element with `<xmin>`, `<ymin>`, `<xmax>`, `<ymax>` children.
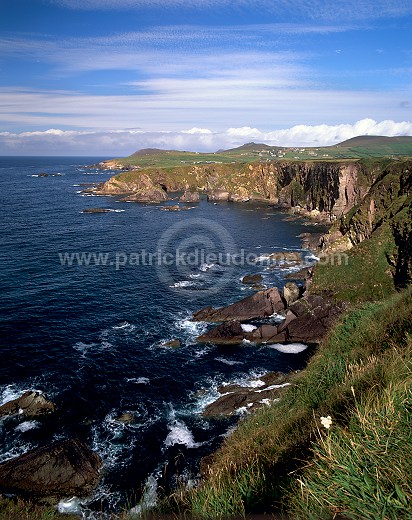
<box><xmin>0</xmin><ymin>119</ymin><xmax>410</xmax><ymax>155</ymax></box>
<box><xmin>0</xmin><ymin>83</ymin><xmax>410</xmax><ymax>134</ymax></box>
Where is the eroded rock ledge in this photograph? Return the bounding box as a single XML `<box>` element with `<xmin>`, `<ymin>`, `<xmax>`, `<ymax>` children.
<box><xmin>203</xmin><ymin>372</ymin><xmax>294</xmax><ymax>417</ymax></box>
<box><xmin>0</xmin><ymin>439</ymin><xmax>102</xmax><ymax>501</ymax></box>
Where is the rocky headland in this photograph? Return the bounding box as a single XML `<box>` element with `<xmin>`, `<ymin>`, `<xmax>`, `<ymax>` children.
<box><xmin>91</xmin><ymin>159</ymin><xmax>371</xmax><ymax>221</ymax></box>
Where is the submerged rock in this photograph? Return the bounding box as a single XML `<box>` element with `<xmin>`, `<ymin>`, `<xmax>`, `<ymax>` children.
<box><xmin>115</xmin><ymin>413</ymin><xmax>135</xmax><ymax>424</ymax></box>
<box><xmin>81</xmin><ymin>208</ymin><xmax>111</xmax><ymax>213</ymax></box>
<box><xmin>241</xmin><ymin>274</ymin><xmax>263</xmax><ymax>285</ymax></box>
<box><xmin>0</xmin><ymin>391</ymin><xmax>56</xmax><ymax>418</ymax></box>
<box><xmin>0</xmin><ymin>439</ymin><xmax>102</xmax><ymax>500</ymax></box>
<box><xmin>162</xmin><ymin>339</ymin><xmax>181</xmax><ymax>348</ymax></box>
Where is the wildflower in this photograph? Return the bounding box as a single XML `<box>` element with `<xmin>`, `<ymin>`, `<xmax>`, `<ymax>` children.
<box><xmin>320</xmin><ymin>415</ymin><xmax>332</xmax><ymax>429</ymax></box>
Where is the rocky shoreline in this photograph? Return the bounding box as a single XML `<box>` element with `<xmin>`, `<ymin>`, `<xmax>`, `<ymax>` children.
<box><xmin>0</xmin><ymin>158</ymin><xmax>357</xmax><ymax>509</ymax></box>
<box><xmin>0</xmin><ymin>226</ymin><xmax>339</xmax><ymax>508</ymax></box>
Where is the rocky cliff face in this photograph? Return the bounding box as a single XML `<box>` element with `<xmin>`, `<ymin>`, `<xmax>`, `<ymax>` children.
<box><xmin>94</xmin><ymin>160</ymin><xmax>373</xmax><ymax>221</ymax></box>
<box><xmin>321</xmin><ymin>159</ymin><xmax>412</xmax><ymax>287</ymax></box>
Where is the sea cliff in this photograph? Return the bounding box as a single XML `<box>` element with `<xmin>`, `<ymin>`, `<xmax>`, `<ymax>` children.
<box><xmin>93</xmin><ymin>159</ymin><xmax>374</xmax><ymax>221</ymax></box>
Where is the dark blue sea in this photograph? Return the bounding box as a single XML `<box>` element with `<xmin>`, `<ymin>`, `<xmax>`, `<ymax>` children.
<box><xmin>0</xmin><ymin>157</ymin><xmax>323</xmax><ymax>517</ymax></box>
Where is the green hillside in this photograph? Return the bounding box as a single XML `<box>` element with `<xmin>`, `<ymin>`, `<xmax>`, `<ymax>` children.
<box><xmin>106</xmin><ymin>136</ymin><xmax>412</xmax><ymax>170</ymax></box>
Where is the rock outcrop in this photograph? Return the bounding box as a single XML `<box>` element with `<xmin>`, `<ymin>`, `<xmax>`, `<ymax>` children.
<box><xmin>203</xmin><ymin>372</ymin><xmax>292</xmax><ymax>417</ymax></box>
<box><xmin>282</xmin><ymin>282</ymin><xmax>300</xmax><ymax>306</ymax></box>
<box><xmin>0</xmin><ymin>391</ymin><xmax>56</xmax><ymax>418</ymax></box>
<box><xmin>192</xmin><ymin>287</ymin><xmax>285</xmax><ymax>322</ymax></box>
<box><xmin>196</xmin><ymin>294</ymin><xmax>346</xmax><ymax>345</ymax></box>
<box><xmin>180</xmin><ymin>190</ymin><xmax>200</xmax><ymax>202</ymax></box>
<box><xmin>94</xmin><ymin>172</ymin><xmax>168</xmax><ymax>203</ymax></box>
<box><xmin>0</xmin><ymin>439</ymin><xmax>102</xmax><ymax>500</ymax></box>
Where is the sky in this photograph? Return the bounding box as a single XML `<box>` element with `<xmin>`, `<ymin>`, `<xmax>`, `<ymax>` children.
<box><xmin>0</xmin><ymin>0</ymin><xmax>411</xmax><ymax>155</ymax></box>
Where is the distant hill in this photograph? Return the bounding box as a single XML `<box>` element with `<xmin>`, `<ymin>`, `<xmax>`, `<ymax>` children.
<box><xmin>336</xmin><ymin>135</ymin><xmax>412</xmax><ymax>148</ymax></box>
<box><xmin>115</xmin><ymin>135</ymin><xmax>412</xmax><ymax>169</ymax></box>
<box><xmin>131</xmin><ymin>148</ymin><xmax>175</xmax><ymax>156</ymax></box>
<box><xmin>223</xmin><ymin>142</ymin><xmax>274</xmax><ymax>153</ymax></box>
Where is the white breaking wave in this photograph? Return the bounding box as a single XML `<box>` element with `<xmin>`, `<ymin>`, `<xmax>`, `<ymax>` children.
<box><xmin>304</xmin><ymin>253</ymin><xmax>320</xmax><ymax>261</ymax></box>
<box><xmin>199</xmin><ymin>262</ymin><xmax>215</xmax><ymax>272</ymax></box>
<box><xmin>241</xmin><ymin>324</ymin><xmax>257</xmax><ymax>332</ymax></box>
<box><xmin>215</xmin><ymin>357</ymin><xmax>244</xmax><ymax>366</ymax></box>
<box><xmin>268</xmin><ymin>343</ymin><xmax>309</xmax><ymax>354</ymax></box>
<box><xmin>126</xmin><ymin>377</ymin><xmax>150</xmax><ymax>385</ymax></box>
<box><xmin>129</xmin><ymin>471</ymin><xmax>160</xmax><ymax>516</ymax></box>
<box><xmin>174</xmin><ymin>314</ymin><xmax>208</xmax><ymax>339</ymax></box>
<box><xmin>58</xmin><ymin>497</ymin><xmax>83</xmax><ymax>515</ymax></box>
<box><xmin>255</xmin><ymin>383</ymin><xmax>291</xmax><ymax>392</ymax></box>
<box><xmin>165</xmin><ymin>419</ymin><xmax>202</xmax><ymax>448</ymax></box>
<box><xmin>15</xmin><ymin>420</ymin><xmax>40</xmax><ymax>433</ymax></box>
<box><xmin>169</xmin><ymin>280</ymin><xmax>197</xmax><ymax>288</ymax></box>
<box><xmin>112</xmin><ymin>321</ymin><xmax>135</xmax><ymax>331</ymax></box>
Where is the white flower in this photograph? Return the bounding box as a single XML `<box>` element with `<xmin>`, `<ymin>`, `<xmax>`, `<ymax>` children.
<box><xmin>320</xmin><ymin>415</ymin><xmax>332</xmax><ymax>429</ymax></box>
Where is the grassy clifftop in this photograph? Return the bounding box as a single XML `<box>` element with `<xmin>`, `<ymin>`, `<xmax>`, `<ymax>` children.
<box><xmin>162</xmin><ymin>287</ymin><xmax>412</xmax><ymax>520</ymax></box>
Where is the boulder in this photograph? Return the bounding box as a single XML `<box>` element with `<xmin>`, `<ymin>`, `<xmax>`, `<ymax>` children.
<box><xmin>162</xmin><ymin>339</ymin><xmax>181</xmax><ymax>348</ymax></box>
<box><xmin>241</xmin><ymin>274</ymin><xmax>263</xmax><ymax>285</ymax></box>
<box><xmin>207</xmin><ymin>189</ymin><xmax>230</xmax><ymax>202</ymax></box>
<box><xmin>197</xmin><ymin>321</ymin><xmax>244</xmax><ymax>344</ymax></box>
<box><xmin>282</xmin><ymin>282</ymin><xmax>300</xmax><ymax>306</ymax></box>
<box><xmin>192</xmin><ymin>287</ymin><xmax>285</xmax><ymax>322</ymax></box>
<box><xmin>203</xmin><ymin>392</ymin><xmax>250</xmax><ymax>417</ymax></box>
<box><xmin>0</xmin><ymin>391</ymin><xmax>56</xmax><ymax>418</ymax></box>
<box><xmin>115</xmin><ymin>413</ymin><xmax>135</xmax><ymax>424</ymax></box>
<box><xmin>0</xmin><ymin>439</ymin><xmax>102</xmax><ymax>500</ymax></box>
<box><xmin>256</xmin><ymin>324</ymin><xmax>279</xmax><ymax>341</ymax></box>
<box><xmin>161</xmin><ymin>205</ymin><xmax>181</xmax><ymax>211</ymax></box>
<box><xmin>180</xmin><ymin>191</ymin><xmax>200</xmax><ymax>202</ymax></box>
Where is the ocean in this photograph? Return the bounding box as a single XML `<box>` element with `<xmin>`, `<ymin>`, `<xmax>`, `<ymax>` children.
<box><xmin>0</xmin><ymin>156</ymin><xmax>323</xmax><ymax>517</ymax></box>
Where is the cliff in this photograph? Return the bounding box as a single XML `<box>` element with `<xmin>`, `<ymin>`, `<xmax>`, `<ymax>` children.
<box><xmin>94</xmin><ymin>160</ymin><xmax>375</xmax><ymax>221</ymax></box>
<box><xmin>320</xmin><ymin>159</ymin><xmax>412</xmax><ymax>288</ymax></box>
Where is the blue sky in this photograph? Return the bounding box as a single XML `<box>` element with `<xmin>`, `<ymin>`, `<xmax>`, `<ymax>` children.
<box><xmin>0</xmin><ymin>0</ymin><xmax>411</xmax><ymax>155</ymax></box>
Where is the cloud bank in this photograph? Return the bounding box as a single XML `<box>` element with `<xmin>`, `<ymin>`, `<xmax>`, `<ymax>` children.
<box><xmin>1</xmin><ymin>118</ymin><xmax>410</xmax><ymax>156</ymax></box>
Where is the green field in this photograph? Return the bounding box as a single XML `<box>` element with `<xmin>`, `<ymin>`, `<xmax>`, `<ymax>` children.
<box><xmin>109</xmin><ymin>136</ymin><xmax>412</xmax><ymax>169</ymax></box>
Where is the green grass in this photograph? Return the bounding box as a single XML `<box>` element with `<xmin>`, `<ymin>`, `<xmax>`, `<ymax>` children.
<box><xmin>159</xmin><ymin>286</ymin><xmax>412</xmax><ymax>519</ymax></box>
<box><xmin>290</xmin><ymin>338</ymin><xmax>412</xmax><ymax>520</ymax></box>
<box><xmin>0</xmin><ymin>496</ymin><xmax>79</xmax><ymax>520</ymax></box>
<box><xmin>311</xmin><ymin>222</ymin><xmax>398</xmax><ymax>303</ymax></box>
<box><xmin>106</xmin><ymin>138</ymin><xmax>412</xmax><ymax>170</ymax></box>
